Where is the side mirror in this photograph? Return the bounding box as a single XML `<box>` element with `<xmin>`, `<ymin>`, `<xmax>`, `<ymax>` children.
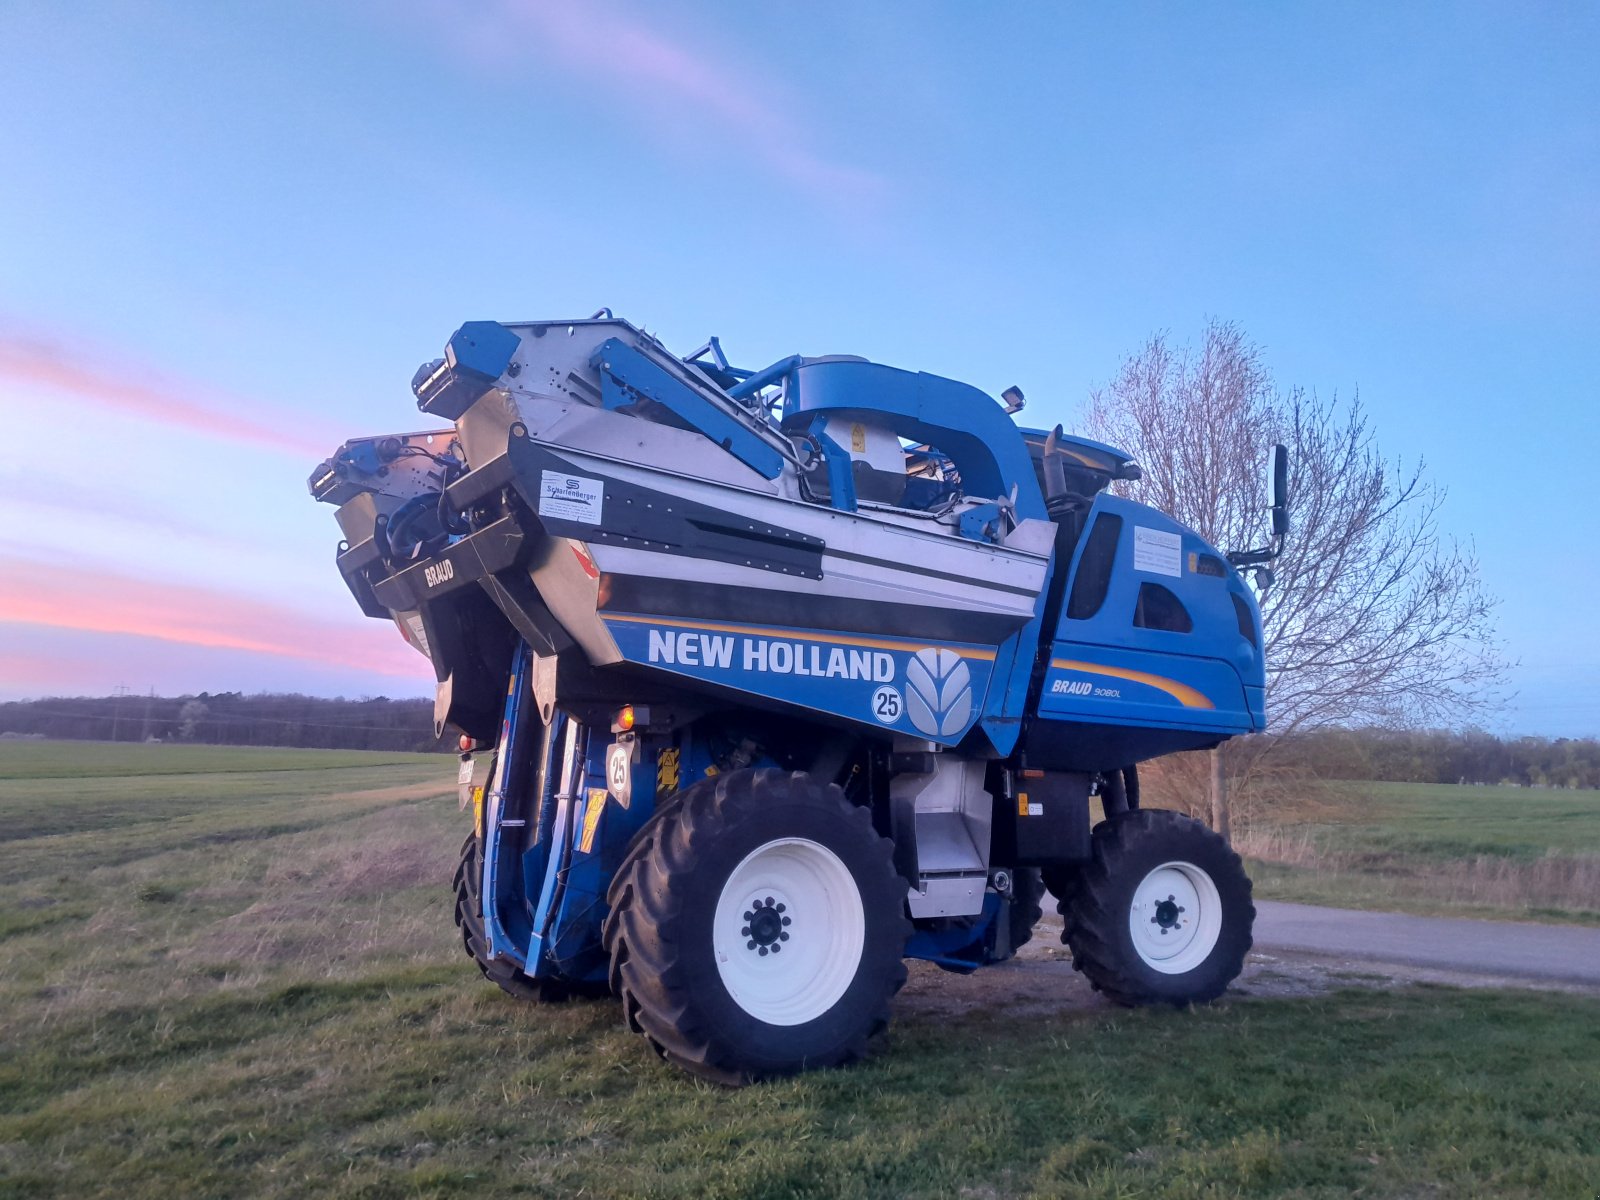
<box><xmin>1227</xmin><ymin>444</ymin><xmax>1290</xmax><ymax>568</ymax></box>
<box><xmin>1269</xmin><ymin>443</ymin><xmax>1289</xmax><ymax>537</ymax></box>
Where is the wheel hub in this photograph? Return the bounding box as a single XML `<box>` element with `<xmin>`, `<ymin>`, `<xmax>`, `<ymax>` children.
<box><xmin>1128</xmin><ymin>861</ymin><xmax>1224</xmax><ymax>975</ymax></box>
<box><xmin>742</xmin><ymin>897</ymin><xmax>792</xmax><ymax>955</ymax></box>
<box><xmin>1152</xmin><ymin>895</ymin><xmax>1184</xmax><ymax>932</ymax></box>
<box><xmin>712</xmin><ymin>837</ymin><xmax>866</xmax><ymax>1026</ymax></box>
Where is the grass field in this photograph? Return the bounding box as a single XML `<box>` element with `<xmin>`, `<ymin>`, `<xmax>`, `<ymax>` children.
<box><xmin>1240</xmin><ymin>781</ymin><xmax>1600</xmax><ymax>925</ymax></box>
<box><xmin>2</xmin><ymin>743</ymin><xmax>1599</xmax><ymax>1198</ymax></box>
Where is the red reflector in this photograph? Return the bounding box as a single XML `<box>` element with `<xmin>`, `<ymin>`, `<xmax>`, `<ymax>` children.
<box><xmin>459</xmin><ymin>735</ymin><xmax>475</xmax><ymax>752</ymax></box>
<box><xmin>571</xmin><ymin>544</ymin><xmax>600</xmax><ymax>580</ymax></box>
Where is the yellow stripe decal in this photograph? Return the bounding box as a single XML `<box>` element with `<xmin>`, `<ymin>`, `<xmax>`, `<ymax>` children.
<box><xmin>1050</xmin><ymin>658</ymin><xmax>1215</xmax><ymax>710</ymax></box>
<box><xmin>604</xmin><ymin>613</ymin><xmax>998</xmax><ymax>661</ymax></box>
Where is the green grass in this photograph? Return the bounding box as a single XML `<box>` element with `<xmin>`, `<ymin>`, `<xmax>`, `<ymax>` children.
<box><xmin>0</xmin><ymin>740</ymin><xmax>439</xmax><ymax>781</ymax></box>
<box><xmin>1242</xmin><ymin>781</ymin><xmax>1600</xmax><ymax>925</ymax></box>
<box><xmin>3</xmin><ymin>744</ymin><xmax>1599</xmax><ymax>1198</ymax></box>
<box><xmin>1305</xmin><ymin>781</ymin><xmax>1600</xmax><ymax>860</ymax></box>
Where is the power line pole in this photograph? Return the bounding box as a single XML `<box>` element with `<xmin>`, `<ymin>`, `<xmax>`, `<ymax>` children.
<box><xmin>141</xmin><ymin>687</ymin><xmax>155</xmax><ymax>742</ymax></box>
<box><xmin>111</xmin><ymin>684</ymin><xmax>130</xmax><ymax>743</ymax></box>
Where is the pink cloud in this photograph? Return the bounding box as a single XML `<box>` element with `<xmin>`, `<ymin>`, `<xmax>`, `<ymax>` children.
<box><xmin>0</xmin><ymin>330</ymin><xmax>334</xmax><ymax>459</ymax></box>
<box><xmin>0</xmin><ymin>628</ymin><xmax>431</xmax><ymax>700</ymax></box>
<box><xmin>0</xmin><ymin>558</ymin><xmax>426</xmax><ymax>680</ymax></box>
<box><xmin>421</xmin><ymin>0</ymin><xmax>884</xmax><ymax>203</ymax></box>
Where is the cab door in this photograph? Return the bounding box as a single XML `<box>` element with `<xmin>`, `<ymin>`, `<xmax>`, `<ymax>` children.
<box><xmin>1038</xmin><ymin>495</ymin><xmax>1263</xmax><ymax>734</ymax></box>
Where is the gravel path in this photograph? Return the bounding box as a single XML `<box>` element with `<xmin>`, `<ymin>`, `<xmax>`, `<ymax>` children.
<box><xmin>1253</xmin><ymin>899</ymin><xmax>1600</xmax><ymax>987</ymax></box>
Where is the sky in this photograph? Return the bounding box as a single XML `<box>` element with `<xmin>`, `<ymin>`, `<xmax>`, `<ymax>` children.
<box><xmin>1</xmin><ymin>1</ymin><xmax>1596</xmax><ymax>736</ymax></box>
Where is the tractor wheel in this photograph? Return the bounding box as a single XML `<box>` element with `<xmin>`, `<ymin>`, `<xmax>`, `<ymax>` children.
<box><xmin>1004</xmin><ymin>868</ymin><xmax>1046</xmax><ymax>957</ymax></box>
<box><xmin>602</xmin><ymin>768</ymin><xmax>911</xmax><ymax>1085</ymax></box>
<box><xmin>1057</xmin><ymin>809</ymin><xmax>1253</xmax><ymax>1006</ymax></box>
<box><xmin>452</xmin><ymin>832</ymin><xmax>595</xmax><ymax>1003</ymax></box>
<box><xmin>600</xmin><ymin>788</ymin><xmax>691</xmax><ymax>997</ymax></box>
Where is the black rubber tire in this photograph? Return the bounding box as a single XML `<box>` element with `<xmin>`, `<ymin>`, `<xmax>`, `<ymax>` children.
<box><xmin>452</xmin><ymin>831</ymin><xmax>597</xmax><ymax>1003</ymax></box>
<box><xmin>1057</xmin><ymin>808</ymin><xmax>1253</xmax><ymax>1006</ymax></box>
<box><xmin>600</xmin><ymin>788</ymin><xmax>692</xmax><ymax>998</ymax></box>
<box><xmin>1005</xmin><ymin>868</ymin><xmax>1046</xmax><ymax>957</ymax></box>
<box><xmin>602</xmin><ymin>768</ymin><xmax>911</xmax><ymax>1085</ymax></box>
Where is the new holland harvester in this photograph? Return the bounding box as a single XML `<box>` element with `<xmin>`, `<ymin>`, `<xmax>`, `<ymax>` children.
<box><xmin>310</xmin><ymin>312</ymin><xmax>1287</xmax><ymax>1084</ymax></box>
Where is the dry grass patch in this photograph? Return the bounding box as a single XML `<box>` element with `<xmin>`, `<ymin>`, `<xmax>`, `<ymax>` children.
<box><xmin>0</xmin><ymin>745</ymin><xmax>459</xmax><ymax>1032</ymax></box>
<box><xmin>1236</xmin><ymin>782</ymin><xmax>1600</xmax><ymax>924</ymax></box>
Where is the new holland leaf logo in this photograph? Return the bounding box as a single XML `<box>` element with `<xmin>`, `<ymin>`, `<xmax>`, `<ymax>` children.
<box><xmin>906</xmin><ymin>648</ymin><xmax>973</xmax><ymax>737</ymax></box>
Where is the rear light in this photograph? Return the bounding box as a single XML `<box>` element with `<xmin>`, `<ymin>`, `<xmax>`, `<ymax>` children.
<box><xmin>611</xmin><ymin>704</ymin><xmax>648</xmax><ymax>733</ymax></box>
<box><xmin>459</xmin><ymin>735</ymin><xmax>476</xmax><ymax>752</ymax></box>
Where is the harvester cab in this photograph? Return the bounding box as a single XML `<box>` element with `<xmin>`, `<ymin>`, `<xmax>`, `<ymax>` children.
<box><xmin>310</xmin><ymin>313</ymin><xmax>1267</xmax><ymax>1084</ymax></box>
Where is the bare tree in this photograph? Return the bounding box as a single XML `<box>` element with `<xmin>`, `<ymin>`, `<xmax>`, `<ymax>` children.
<box><xmin>177</xmin><ymin>699</ymin><xmax>209</xmax><ymax>741</ymax></box>
<box><xmin>1086</xmin><ymin>321</ymin><xmax>1504</xmax><ymax>824</ymax></box>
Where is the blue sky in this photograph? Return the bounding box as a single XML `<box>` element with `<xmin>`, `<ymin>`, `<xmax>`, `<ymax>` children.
<box><xmin>1</xmin><ymin>1</ymin><xmax>1596</xmax><ymax>735</ymax></box>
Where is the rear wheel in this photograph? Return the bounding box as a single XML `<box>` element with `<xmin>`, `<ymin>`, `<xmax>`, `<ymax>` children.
<box><xmin>452</xmin><ymin>831</ymin><xmax>597</xmax><ymax>1002</ymax></box>
<box><xmin>1058</xmin><ymin>809</ymin><xmax>1253</xmax><ymax>1006</ymax></box>
<box><xmin>603</xmin><ymin>768</ymin><xmax>911</xmax><ymax>1084</ymax></box>
<box><xmin>1005</xmin><ymin>867</ymin><xmax>1046</xmax><ymax>956</ymax></box>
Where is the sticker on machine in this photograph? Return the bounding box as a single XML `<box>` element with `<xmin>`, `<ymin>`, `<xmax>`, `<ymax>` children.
<box><xmin>402</xmin><ymin>613</ymin><xmax>430</xmax><ymax>656</ymax></box>
<box><xmin>539</xmin><ymin>471</ymin><xmax>605</xmax><ymax>525</ymax></box>
<box><xmin>1132</xmin><ymin>526</ymin><xmax>1182</xmax><ymax>578</ymax></box>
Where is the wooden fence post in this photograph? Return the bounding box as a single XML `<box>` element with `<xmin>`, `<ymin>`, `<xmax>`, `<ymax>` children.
<box><xmin>1209</xmin><ymin>746</ymin><xmax>1230</xmax><ymax>843</ymax></box>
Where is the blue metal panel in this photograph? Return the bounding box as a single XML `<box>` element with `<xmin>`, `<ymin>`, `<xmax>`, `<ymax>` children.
<box><xmin>1045</xmin><ymin>494</ymin><xmax>1264</xmax><ymax>733</ymax></box>
<box><xmin>814</xmin><ymin>427</ymin><xmax>857</xmax><ymax>512</ymax></box>
<box><xmin>728</xmin><ymin>354</ymin><xmax>802</xmax><ymax>401</ymax></box>
<box><xmin>904</xmin><ymin>894</ymin><xmax>1003</xmax><ymax>970</ymax></box>
<box><xmin>601</xmin><ymin>613</ymin><xmax>1001</xmax><ymax>746</ymax></box>
<box><xmin>977</xmin><ymin>562</ymin><xmax>1053</xmax><ymax>756</ymax></box>
<box><xmin>450</xmin><ymin>321</ymin><xmax>521</xmax><ymax>379</ymax></box>
<box><xmin>790</xmin><ymin>360</ymin><xmax>1047</xmax><ymax>521</ymax></box>
<box><xmin>1039</xmin><ymin>646</ymin><xmax>1254</xmax><ymax>733</ymax></box>
<box><xmin>542</xmin><ymin>733</ymin><xmax>657</xmax><ymax>984</ymax></box>
<box><xmin>414</xmin><ymin>321</ymin><xmax>522</xmax><ymax>416</ymax></box>
<box><xmin>481</xmin><ymin>645</ymin><xmax>535</xmax><ymax>965</ymax></box>
<box><xmin>536</xmin><ymin>725</ymin><xmax>773</xmax><ymax>985</ymax></box>
<box><xmin>958</xmin><ymin>501</ymin><xmax>1004</xmax><ymax>543</ymax></box>
<box><xmin>524</xmin><ymin>719</ymin><xmax>582</xmax><ymax>970</ymax></box>
<box><xmin>591</xmin><ymin>339</ymin><xmax>786</xmax><ymax>479</ymax></box>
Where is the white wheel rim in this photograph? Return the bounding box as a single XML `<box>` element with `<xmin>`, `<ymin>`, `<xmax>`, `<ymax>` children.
<box><xmin>712</xmin><ymin>837</ymin><xmax>866</xmax><ymax>1026</ymax></box>
<box><xmin>1128</xmin><ymin>860</ymin><xmax>1224</xmax><ymax>975</ymax></box>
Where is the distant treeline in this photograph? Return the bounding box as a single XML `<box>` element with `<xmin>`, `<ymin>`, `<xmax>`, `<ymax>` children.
<box><xmin>4</xmin><ymin>694</ymin><xmax>1594</xmax><ymax>785</ymax></box>
<box><xmin>0</xmin><ymin>692</ymin><xmax>443</xmax><ymax>753</ymax></box>
<box><xmin>1280</xmin><ymin>727</ymin><xmax>1600</xmax><ymax>790</ymax></box>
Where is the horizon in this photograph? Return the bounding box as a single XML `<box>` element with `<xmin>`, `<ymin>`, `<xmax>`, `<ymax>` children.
<box><xmin>5</xmin><ymin>691</ymin><xmax>1598</xmax><ymax>749</ymax></box>
<box><xmin>2</xmin><ymin>2</ymin><xmax>1596</xmax><ymax>736</ymax></box>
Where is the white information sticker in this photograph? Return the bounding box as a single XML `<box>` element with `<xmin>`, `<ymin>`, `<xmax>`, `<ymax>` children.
<box><xmin>1133</xmin><ymin>526</ymin><xmax>1182</xmax><ymax>578</ymax></box>
<box><xmin>539</xmin><ymin>471</ymin><xmax>604</xmax><ymax>525</ymax></box>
